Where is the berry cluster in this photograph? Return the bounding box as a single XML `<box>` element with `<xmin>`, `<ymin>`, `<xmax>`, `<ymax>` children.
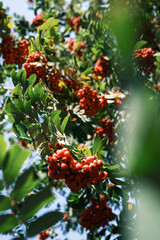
<box><xmin>94</xmin><ymin>56</ymin><xmax>111</xmax><ymax>79</ymax></box>
<box><xmin>77</xmin><ymin>85</ymin><xmax>107</xmax><ymax>117</ymax></box>
<box><xmin>79</xmin><ymin>197</ymin><xmax>116</xmax><ymax>229</ymax></box>
<box><xmin>96</xmin><ymin>119</ymin><xmax>116</xmax><ymax>144</ymax></box>
<box><xmin>23</xmin><ymin>51</ymin><xmax>48</xmax><ymax>82</ymax></box>
<box><xmin>1</xmin><ymin>35</ymin><xmax>29</xmax><ymax>65</ymax></box>
<box><xmin>32</xmin><ymin>13</ymin><xmax>45</xmax><ymax>27</ymax></box>
<box><xmin>48</xmin><ymin>69</ymin><xmax>80</xmax><ymax>93</ymax></box>
<box><xmin>133</xmin><ymin>48</ymin><xmax>156</xmax><ymax>75</ymax></box>
<box><xmin>48</xmin><ymin>70</ymin><xmax>62</xmax><ymax>93</ymax></box>
<box><xmin>63</xmin><ymin>78</ymin><xmax>80</xmax><ymax>92</ymax></box>
<box><xmin>47</xmin><ymin>148</ymin><xmax>108</xmax><ymax>192</ymax></box>
<box><xmin>67</xmin><ymin>16</ymin><xmax>81</xmax><ymax>33</ymax></box>
<box><xmin>48</xmin><ymin>142</ymin><xmax>63</xmax><ymax>151</ymax></box>
<box><xmin>38</xmin><ymin>230</ymin><xmax>49</xmax><ymax>240</ymax></box>
<box><xmin>68</xmin><ymin>39</ymin><xmax>85</xmax><ymax>58</ymax></box>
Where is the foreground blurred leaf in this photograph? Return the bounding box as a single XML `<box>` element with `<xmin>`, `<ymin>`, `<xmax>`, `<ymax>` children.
<box><xmin>11</xmin><ymin>167</ymin><xmax>40</xmax><ymax>202</ymax></box>
<box><xmin>3</xmin><ymin>145</ymin><xmax>31</xmax><ymax>185</ymax></box>
<box><xmin>0</xmin><ymin>195</ymin><xmax>11</xmax><ymax>211</ymax></box>
<box><xmin>27</xmin><ymin>211</ymin><xmax>63</xmax><ymax>237</ymax></box>
<box><xmin>19</xmin><ymin>188</ymin><xmax>55</xmax><ymax>221</ymax></box>
<box><xmin>0</xmin><ymin>214</ymin><xmax>18</xmax><ymax>233</ymax></box>
<box><xmin>0</xmin><ymin>135</ymin><xmax>7</xmax><ymax>168</ymax></box>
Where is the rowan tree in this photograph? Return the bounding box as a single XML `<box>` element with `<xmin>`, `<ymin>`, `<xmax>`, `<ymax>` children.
<box><xmin>0</xmin><ymin>0</ymin><xmax>160</xmax><ymax>240</ymax></box>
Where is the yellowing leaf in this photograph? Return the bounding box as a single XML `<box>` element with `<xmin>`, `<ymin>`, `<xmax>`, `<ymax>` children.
<box><xmin>58</xmin><ymin>80</ymin><xmax>66</xmax><ymax>88</ymax></box>
<box><xmin>7</xmin><ymin>21</ymin><xmax>14</xmax><ymax>29</ymax></box>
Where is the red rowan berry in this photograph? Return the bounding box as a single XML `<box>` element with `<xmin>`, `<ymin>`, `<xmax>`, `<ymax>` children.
<box><xmin>38</xmin><ymin>230</ymin><xmax>49</xmax><ymax>240</ymax></box>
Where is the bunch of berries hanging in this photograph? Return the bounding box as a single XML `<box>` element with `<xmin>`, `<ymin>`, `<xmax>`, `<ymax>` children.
<box><xmin>68</xmin><ymin>39</ymin><xmax>85</xmax><ymax>58</ymax></box>
<box><xmin>1</xmin><ymin>35</ymin><xmax>29</xmax><ymax>65</ymax></box>
<box><xmin>63</xmin><ymin>78</ymin><xmax>80</xmax><ymax>92</ymax></box>
<box><xmin>47</xmin><ymin>148</ymin><xmax>108</xmax><ymax>192</ymax></box>
<box><xmin>79</xmin><ymin>197</ymin><xmax>116</xmax><ymax>229</ymax></box>
<box><xmin>23</xmin><ymin>51</ymin><xmax>48</xmax><ymax>83</ymax></box>
<box><xmin>67</xmin><ymin>16</ymin><xmax>81</xmax><ymax>33</ymax></box>
<box><xmin>48</xmin><ymin>142</ymin><xmax>63</xmax><ymax>151</ymax></box>
<box><xmin>94</xmin><ymin>56</ymin><xmax>111</xmax><ymax>79</ymax></box>
<box><xmin>32</xmin><ymin>13</ymin><xmax>45</xmax><ymax>27</ymax></box>
<box><xmin>48</xmin><ymin>69</ymin><xmax>62</xmax><ymax>93</ymax></box>
<box><xmin>77</xmin><ymin>85</ymin><xmax>107</xmax><ymax>117</ymax></box>
<box><xmin>48</xmin><ymin>69</ymin><xmax>80</xmax><ymax>93</ymax></box>
<box><xmin>79</xmin><ymin>198</ymin><xmax>116</xmax><ymax>229</ymax></box>
<box><xmin>38</xmin><ymin>230</ymin><xmax>49</xmax><ymax>240</ymax></box>
<box><xmin>133</xmin><ymin>48</ymin><xmax>156</xmax><ymax>75</ymax></box>
<box><xmin>96</xmin><ymin>119</ymin><xmax>116</xmax><ymax>144</ymax></box>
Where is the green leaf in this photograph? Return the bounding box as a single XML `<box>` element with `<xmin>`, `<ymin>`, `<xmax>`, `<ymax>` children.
<box><xmin>81</xmin><ymin>147</ymin><xmax>91</xmax><ymax>156</ymax></box>
<box><xmin>92</xmin><ymin>135</ymin><xmax>101</xmax><ymax>154</ymax></box>
<box><xmin>3</xmin><ymin>145</ymin><xmax>31</xmax><ymax>185</ymax></box>
<box><xmin>0</xmin><ymin>214</ymin><xmax>18</xmax><ymax>233</ymax></box>
<box><xmin>16</xmin><ymin>123</ymin><xmax>30</xmax><ymax>140</ymax></box>
<box><xmin>100</xmin><ymin>82</ymin><xmax>106</xmax><ymax>92</ymax></box>
<box><xmin>0</xmin><ymin>135</ymin><xmax>7</xmax><ymax>168</ymax></box>
<box><xmin>114</xmin><ymin>187</ymin><xmax>129</xmax><ymax>199</ymax></box>
<box><xmin>0</xmin><ymin>195</ymin><xmax>11</xmax><ymax>211</ymax></box>
<box><xmin>61</xmin><ymin>115</ymin><xmax>69</xmax><ymax>134</ymax></box>
<box><xmin>82</xmin><ymin>67</ymin><xmax>94</xmax><ymax>76</ymax></box>
<box><xmin>24</xmin><ymin>88</ymin><xmax>38</xmax><ymax>119</ymax></box>
<box><xmin>38</xmin><ymin>18</ymin><xmax>59</xmax><ymax>35</ymax></box>
<box><xmin>133</xmin><ymin>40</ymin><xmax>147</xmax><ymax>52</ymax></box>
<box><xmin>19</xmin><ymin>188</ymin><xmax>55</xmax><ymax>221</ymax></box>
<box><xmin>24</xmin><ymin>95</ymin><xmax>33</xmax><ymax>117</ymax></box>
<box><xmin>11</xmin><ymin>167</ymin><xmax>40</xmax><ymax>202</ymax></box>
<box><xmin>28</xmin><ymin>74</ymin><xmax>36</xmax><ymax>85</ymax></box>
<box><xmin>15</xmin><ymin>69</ymin><xmax>26</xmax><ymax>87</ymax></box>
<box><xmin>5</xmin><ymin>97</ymin><xmax>19</xmax><ymax>114</ymax></box>
<box><xmin>37</xmin><ymin>142</ymin><xmax>53</xmax><ymax>157</ymax></box>
<box><xmin>156</xmin><ymin>55</ymin><xmax>160</xmax><ymax>62</ymax></box>
<box><xmin>11</xmin><ymin>84</ymin><xmax>25</xmax><ymax>112</ymax></box>
<box><xmin>35</xmin><ymin>133</ymin><xmax>45</xmax><ymax>148</ymax></box>
<box><xmin>27</xmin><ymin>211</ymin><xmax>63</xmax><ymax>237</ymax></box>
<box><xmin>29</xmin><ymin>37</ymin><xmax>41</xmax><ymax>53</ymax></box>
<box><xmin>105</xmin><ymin>164</ymin><xmax>120</xmax><ymax>170</ymax></box>
<box><xmin>0</xmin><ymin>180</ymin><xmax>4</xmax><ymax>191</ymax></box>
<box><xmin>33</xmin><ymin>83</ymin><xmax>44</xmax><ymax>102</ymax></box>
<box><xmin>28</xmin><ymin>125</ymin><xmax>39</xmax><ymax>138</ymax></box>
<box><xmin>51</xmin><ymin>110</ymin><xmax>61</xmax><ymax>131</ymax></box>
<box><xmin>10</xmin><ymin>69</ymin><xmax>17</xmax><ymax>85</ymax></box>
<box><xmin>100</xmin><ymin>137</ymin><xmax>108</xmax><ymax>150</ymax></box>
